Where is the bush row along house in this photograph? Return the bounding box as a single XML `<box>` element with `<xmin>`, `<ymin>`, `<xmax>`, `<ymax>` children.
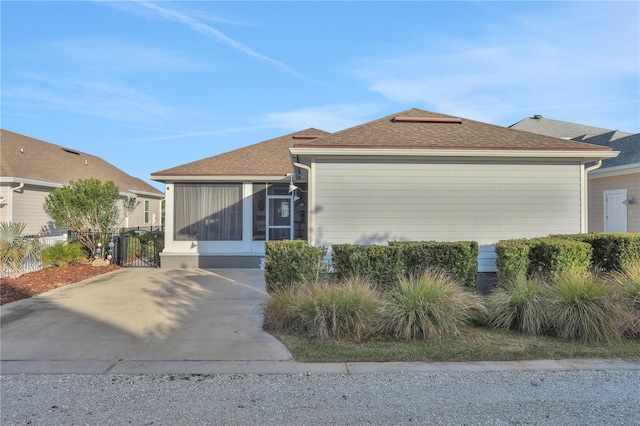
<box><xmin>510</xmin><ymin>115</ymin><xmax>639</xmax><ymax>233</ymax></box>
<box><xmin>150</xmin><ymin>108</ymin><xmax>620</xmax><ymax>276</ymax></box>
<box><xmin>0</xmin><ymin>129</ymin><xmax>164</xmax><ymax>241</ymax></box>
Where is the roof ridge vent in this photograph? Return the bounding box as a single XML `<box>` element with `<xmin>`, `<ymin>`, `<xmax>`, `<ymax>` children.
<box><xmin>292</xmin><ymin>135</ymin><xmax>320</xmax><ymax>139</ymax></box>
<box><xmin>392</xmin><ymin>116</ymin><xmax>462</xmax><ymax>124</ymax></box>
<box><xmin>62</xmin><ymin>147</ymin><xmax>81</xmax><ymax>155</ymax></box>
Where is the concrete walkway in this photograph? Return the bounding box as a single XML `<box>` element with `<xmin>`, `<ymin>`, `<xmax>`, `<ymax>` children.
<box><xmin>1</xmin><ymin>268</ymin><xmax>293</xmax><ymax>374</ymax></box>
<box><xmin>2</xmin><ymin>268</ymin><xmax>639</xmax><ymax>375</ymax></box>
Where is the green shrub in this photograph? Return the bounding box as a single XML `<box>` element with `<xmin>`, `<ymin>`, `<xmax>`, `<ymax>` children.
<box><xmin>485</xmin><ymin>276</ymin><xmax>547</xmax><ymax>335</ymax></box>
<box><xmin>264</xmin><ymin>241</ymin><xmax>328</xmax><ymax>293</ymax></box>
<box><xmin>390</xmin><ymin>241</ymin><xmax>478</xmax><ymax>288</ymax></box>
<box><xmin>377</xmin><ymin>271</ymin><xmax>486</xmax><ymax>341</ymax></box>
<box><xmin>331</xmin><ymin>244</ymin><xmax>404</xmax><ymax>291</ymax></box>
<box><xmin>543</xmin><ymin>272</ymin><xmax>626</xmax><ymax>343</ymax></box>
<box><xmin>42</xmin><ymin>242</ymin><xmax>87</xmax><ymax>267</ymax></box>
<box><xmin>528</xmin><ymin>238</ymin><xmax>592</xmax><ymax>278</ymax></box>
<box><xmin>554</xmin><ymin>233</ymin><xmax>640</xmax><ymax>272</ymax></box>
<box><xmin>295</xmin><ymin>276</ymin><xmax>381</xmax><ymax>341</ymax></box>
<box><xmin>495</xmin><ymin>239</ymin><xmax>532</xmax><ymax>283</ymax></box>
<box><xmin>609</xmin><ymin>261</ymin><xmax>640</xmax><ymax>338</ymax></box>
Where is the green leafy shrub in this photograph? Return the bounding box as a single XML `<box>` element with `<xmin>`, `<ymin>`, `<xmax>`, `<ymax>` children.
<box><xmin>42</xmin><ymin>242</ymin><xmax>87</xmax><ymax>267</ymax></box>
<box><xmin>485</xmin><ymin>276</ymin><xmax>547</xmax><ymax>335</ymax></box>
<box><xmin>331</xmin><ymin>244</ymin><xmax>404</xmax><ymax>291</ymax></box>
<box><xmin>543</xmin><ymin>271</ymin><xmax>627</xmax><ymax>343</ymax></box>
<box><xmin>391</xmin><ymin>241</ymin><xmax>478</xmax><ymax>287</ymax></box>
<box><xmin>528</xmin><ymin>238</ymin><xmax>592</xmax><ymax>278</ymax></box>
<box><xmin>609</xmin><ymin>261</ymin><xmax>640</xmax><ymax>338</ymax></box>
<box><xmin>377</xmin><ymin>271</ymin><xmax>486</xmax><ymax>341</ymax></box>
<box><xmin>294</xmin><ymin>276</ymin><xmax>381</xmax><ymax>341</ymax></box>
<box><xmin>264</xmin><ymin>241</ymin><xmax>328</xmax><ymax>293</ymax></box>
<box><xmin>554</xmin><ymin>233</ymin><xmax>640</xmax><ymax>272</ymax></box>
<box><xmin>126</xmin><ymin>237</ymin><xmax>142</xmax><ymax>262</ymax></box>
<box><xmin>495</xmin><ymin>239</ymin><xmax>532</xmax><ymax>283</ymax></box>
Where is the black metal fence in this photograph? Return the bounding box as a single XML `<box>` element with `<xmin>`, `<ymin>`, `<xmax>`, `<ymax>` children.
<box><xmin>68</xmin><ymin>227</ymin><xmax>164</xmax><ymax>268</ymax></box>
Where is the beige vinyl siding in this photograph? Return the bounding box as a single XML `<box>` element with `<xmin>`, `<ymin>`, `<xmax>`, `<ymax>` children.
<box><xmin>313</xmin><ymin>159</ymin><xmax>583</xmax><ymax>272</ymax></box>
<box><xmin>117</xmin><ymin>197</ymin><xmax>162</xmax><ymax>228</ymax></box>
<box><xmin>12</xmin><ymin>186</ymin><xmax>65</xmax><ymax>236</ymax></box>
<box><xmin>588</xmin><ymin>172</ymin><xmax>640</xmax><ymax>233</ymax></box>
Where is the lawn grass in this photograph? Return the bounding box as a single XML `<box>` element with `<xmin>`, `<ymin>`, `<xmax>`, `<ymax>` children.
<box><xmin>274</xmin><ymin>327</ymin><xmax>640</xmax><ymax>363</ymax></box>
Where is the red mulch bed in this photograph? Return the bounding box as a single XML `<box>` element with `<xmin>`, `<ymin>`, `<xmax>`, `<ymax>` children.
<box><xmin>0</xmin><ymin>263</ymin><xmax>121</xmax><ymax>305</ymax></box>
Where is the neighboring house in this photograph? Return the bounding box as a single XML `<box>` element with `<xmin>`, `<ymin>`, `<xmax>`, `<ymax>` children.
<box><xmin>151</xmin><ymin>108</ymin><xmax>617</xmax><ymax>276</ymax></box>
<box><xmin>510</xmin><ymin>115</ymin><xmax>639</xmax><ymax>233</ymax></box>
<box><xmin>0</xmin><ymin>129</ymin><xmax>164</xmax><ymax>239</ymax></box>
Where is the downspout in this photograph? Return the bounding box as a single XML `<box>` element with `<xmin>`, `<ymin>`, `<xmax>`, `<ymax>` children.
<box><xmin>582</xmin><ymin>160</ymin><xmax>603</xmax><ymax>233</ymax></box>
<box><xmin>9</xmin><ymin>183</ymin><xmax>25</xmax><ymax>223</ymax></box>
<box><xmin>293</xmin><ymin>162</ymin><xmax>312</xmax><ymax>245</ymax></box>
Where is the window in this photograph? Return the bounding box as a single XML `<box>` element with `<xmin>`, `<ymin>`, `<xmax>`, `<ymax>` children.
<box><xmin>174</xmin><ymin>183</ymin><xmax>243</xmax><ymax>241</ymax></box>
<box><xmin>144</xmin><ymin>200</ymin><xmax>150</xmax><ymax>224</ymax></box>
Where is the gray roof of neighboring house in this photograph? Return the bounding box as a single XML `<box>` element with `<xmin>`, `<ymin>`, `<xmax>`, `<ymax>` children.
<box><xmin>510</xmin><ymin>115</ymin><xmax>639</xmax><ymax>169</ymax></box>
<box><xmin>1</xmin><ymin>129</ymin><xmax>163</xmax><ymax>197</ymax></box>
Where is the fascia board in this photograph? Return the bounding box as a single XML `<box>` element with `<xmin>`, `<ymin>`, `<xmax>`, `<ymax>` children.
<box><xmin>289</xmin><ymin>147</ymin><xmax>619</xmax><ymax>162</ymax></box>
<box><xmin>0</xmin><ymin>177</ymin><xmax>63</xmax><ymax>188</ymax></box>
<box><xmin>588</xmin><ymin>162</ymin><xmax>640</xmax><ymax>179</ymax></box>
<box><xmin>129</xmin><ymin>189</ymin><xmax>165</xmax><ymax>198</ymax></box>
<box><xmin>150</xmin><ymin>175</ymin><xmax>291</xmax><ymax>182</ymax></box>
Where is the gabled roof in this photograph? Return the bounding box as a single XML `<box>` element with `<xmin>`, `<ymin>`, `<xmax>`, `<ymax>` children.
<box><xmin>294</xmin><ymin>108</ymin><xmax>613</xmax><ymax>151</ymax></box>
<box><xmin>1</xmin><ymin>129</ymin><xmax>163</xmax><ymax>197</ymax></box>
<box><xmin>151</xmin><ymin>128</ymin><xmax>329</xmax><ymax>179</ymax></box>
<box><xmin>510</xmin><ymin>115</ymin><xmax>638</xmax><ymax>169</ymax></box>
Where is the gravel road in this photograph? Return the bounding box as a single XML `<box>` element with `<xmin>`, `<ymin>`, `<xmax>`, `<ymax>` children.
<box><xmin>2</xmin><ymin>369</ymin><xmax>639</xmax><ymax>425</ymax></box>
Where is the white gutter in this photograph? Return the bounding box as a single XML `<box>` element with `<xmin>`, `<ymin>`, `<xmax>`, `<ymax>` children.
<box><xmin>293</xmin><ymin>162</ymin><xmax>313</xmax><ymax>245</ymax></box>
<box><xmin>289</xmin><ymin>147</ymin><xmax>619</xmax><ymax>161</ymax></box>
<box><xmin>150</xmin><ymin>175</ymin><xmax>289</xmax><ymax>182</ymax></box>
<box><xmin>581</xmin><ymin>160</ymin><xmax>604</xmax><ymax>233</ymax></box>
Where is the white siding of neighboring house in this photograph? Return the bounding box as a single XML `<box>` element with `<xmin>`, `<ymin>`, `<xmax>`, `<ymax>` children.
<box><xmin>311</xmin><ymin>158</ymin><xmax>584</xmax><ymax>272</ymax></box>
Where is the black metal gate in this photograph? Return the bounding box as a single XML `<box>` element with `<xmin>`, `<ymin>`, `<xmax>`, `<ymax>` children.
<box><xmin>109</xmin><ymin>228</ymin><xmax>163</xmax><ymax>267</ymax></box>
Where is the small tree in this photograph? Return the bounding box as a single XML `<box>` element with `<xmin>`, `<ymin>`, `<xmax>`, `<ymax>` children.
<box><xmin>43</xmin><ymin>178</ymin><xmax>120</xmax><ymax>257</ymax></box>
<box><xmin>0</xmin><ymin>222</ymin><xmax>43</xmax><ymax>277</ymax></box>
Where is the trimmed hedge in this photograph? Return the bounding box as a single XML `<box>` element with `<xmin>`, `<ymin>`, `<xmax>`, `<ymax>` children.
<box><xmin>331</xmin><ymin>244</ymin><xmax>404</xmax><ymax>291</ymax></box>
<box><xmin>332</xmin><ymin>241</ymin><xmax>479</xmax><ymax>289</ymax></box>
<box><xmin>554</xmin><ymin>233</ymin><xmax>640</xmax><ymax>272</ymax></box>
<box><xmin>390</xmin><ymin>241</ymin><xmax>478</xmax><ymax>287</ymax></box>
<box><xmin>528</xmin><ymin>238</ymin><xmax>592</xmax><ymax>278</ymax></box>
<box><xmin>264</xmin><ymin>240</ymin><xmax>327</xmax><ymax>293</ymax></box>
<box><xmin>495</xmin><ymin>240</ymin><xmax>532</xmax><ymax>283</ymax></box>
<box><xmin>496</xmin><ymin>237</ymin><xmax>593</xmax><ymax>282</ymax></box>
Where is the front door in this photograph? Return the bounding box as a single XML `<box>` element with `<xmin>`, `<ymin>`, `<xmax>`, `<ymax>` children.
<box><xmin>267</xmin><ymin>195</ymin><xmax>293</xmax><ymax>240</ymax></box>
<box><xmin>604</xmin><ymin>189</ymin><xmax>628</xmax><ymax>232</ymax></box>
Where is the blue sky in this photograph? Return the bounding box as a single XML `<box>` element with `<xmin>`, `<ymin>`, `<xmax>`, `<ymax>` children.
<box><xmin>2</xmin><ymin>1</ymin><xmax>639</xmax><ymax>191</ymax></box>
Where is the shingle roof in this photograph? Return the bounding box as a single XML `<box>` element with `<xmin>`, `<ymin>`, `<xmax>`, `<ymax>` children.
<box><xmin>295</xmin><ymin>108</ymin><xmax>612</xmax><ymax>151</ymax></box>
<box><xmin>510</xmin><ymin>115</ymin><xmax>638</xmax><ymax>169</ymax></box>
<box><xmin>1</xmin><ymin>129</ymin><xmax>163</xmax><ymax>196</ymax></box>
<box><xmin>151</xmin><ymin>128</ymin><xmax>329</xmax><ymax>178</ymax></box>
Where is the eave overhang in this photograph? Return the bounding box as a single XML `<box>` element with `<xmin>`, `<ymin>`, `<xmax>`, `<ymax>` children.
<box><xmin>150</xmin><ymin>174</ymin><xmax>292</xmax><ymax>183</ymax></box>
<box><xmin>289</xmin><ymin>147</ymin><xmax>619</xmax><ymax>164</ymax></box>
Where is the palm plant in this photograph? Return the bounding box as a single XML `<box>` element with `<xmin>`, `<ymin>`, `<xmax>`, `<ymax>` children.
<box><xmin>0</xmin><ymin>221</ymin><xmax>43</xmax><ymax>277</ymax></box>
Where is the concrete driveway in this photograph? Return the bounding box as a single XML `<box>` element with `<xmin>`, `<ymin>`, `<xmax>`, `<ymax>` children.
<box><xmin>1</xmin><ymin>268</ymin><xmax>292</xmax><ymax>373</ymax></box>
